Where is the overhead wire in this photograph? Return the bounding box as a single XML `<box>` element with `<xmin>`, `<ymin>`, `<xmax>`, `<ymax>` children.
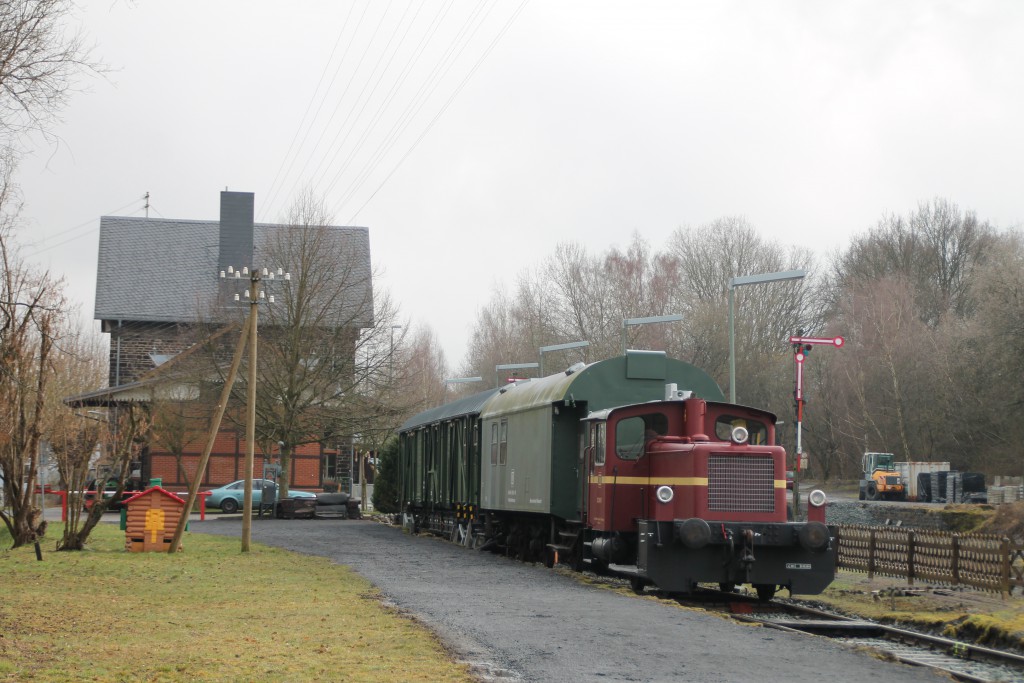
<box><xmin>24</xmin><ymin>196</ymin><xmax>146</xmax><ymax>258</ymax></box>
<box><xmin>316</xmin><ymin>0</ymin><xmax>456</xmax><ymax>207</ymax></box>
<box><xmin>274</xmin><ymin>0</ymin><xmax>393</xmax><ymax>215</ymax></box>
<box><xmin>345</xmin><ymin>0</ymin><xmax>530</xmax><ymax>223</ymax></box>
<box><xmin>323</xmin><ymin>0</ymin><xmax>491</xmax><ymax>209</ymax></box>
<box><xmin>266</xmin><ymin>1</ymin><xmax>529</xmax><ymax>224</ymax></box>
<box><xmin>305</xmin><ymin>0</ymin><xmax>420</xmax><ymax>197</ymax></box>
<box><xmin>259</xmin><ymin>1</ymin><xmax>359</xmax><ymax>221</ymax></box>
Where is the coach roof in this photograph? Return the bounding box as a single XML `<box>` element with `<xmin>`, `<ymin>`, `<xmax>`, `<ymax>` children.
<box><xmin>480</xmin><ymin>353</ymin><xmax>724</xmax><ymax>419</ymax></box>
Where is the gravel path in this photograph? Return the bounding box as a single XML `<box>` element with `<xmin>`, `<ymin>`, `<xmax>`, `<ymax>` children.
<box><xmin>192</xmin><ymin>518</ymin><xmax>947</xmax><ymax>683</ymax></box>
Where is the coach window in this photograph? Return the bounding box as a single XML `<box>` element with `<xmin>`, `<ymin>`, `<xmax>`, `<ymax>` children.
<box><xmin>594</xmin><ymin>422</ymin><xmax>606</xmax><ymax>467</ymax></box>
<box><xmin>499</xmin><ymin>419</ymin><xmax>508</xmax><ymax>465</ymax></box>
<box><xmin>490</xmin><ymin>423</ymin><xmax>498</xmax><ymax>465</ymax></box>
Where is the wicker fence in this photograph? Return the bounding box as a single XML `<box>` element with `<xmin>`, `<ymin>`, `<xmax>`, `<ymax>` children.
<box><xmin>835</xmin><ymin>525</ymin><xmax>1024</xmax><ymax>594</ymax></box>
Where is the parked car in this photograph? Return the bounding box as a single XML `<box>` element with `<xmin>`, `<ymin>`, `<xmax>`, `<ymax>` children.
<box><xmin>204</xmin><ymin>479</ymin><xmax>316</xmax><ymax>514</ymax></box>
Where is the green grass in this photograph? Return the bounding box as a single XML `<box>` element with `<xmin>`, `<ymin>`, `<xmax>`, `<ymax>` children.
<box><xmin>0</xmin><ymin>524</ymin><xmax>473</xmax><ymax>682</ymax></box>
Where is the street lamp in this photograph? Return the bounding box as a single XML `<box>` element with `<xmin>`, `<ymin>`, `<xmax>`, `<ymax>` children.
<box><xmin>539</xmin><ymin>341</ymin><xmax>589</xmax><ymax>375</ymax></box>
<box><xmin>621</xmin><ymin>314</ymin><xmax>683</xmax><ymax>355</ymax></box>
<box><xmin>495</xmin><ymin>362</ymin><xmax>539</xmax><ymax>387</ymax></box>
<box><xmin>727</xmin><ymin>269</ymin><xmax>806</xmax><ymax>404</ymax></box>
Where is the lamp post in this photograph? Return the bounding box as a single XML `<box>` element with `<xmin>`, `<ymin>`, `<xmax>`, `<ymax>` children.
<box><xmin>727</xmin><ymin>269</ymin><xmax>806</xmax><ymax>404</ymax></box>
<box><xmin>621</xmin><ymin>314</ymin><xmax>683</xmax><ymax>355</ymax></box>
<box><xmin>495</xmin><ymin>362</ymin><xmax>539</xmax><ymax>387</ymax></box>
<box><xmin>443</xmin><ymin>376</ymin><xmax>483</xmax><ymax>398</ymax></box>
<box><xmin>538</xmin><ymin>341</ymin><xmax>589</xmax><ymax>375</ymax></box>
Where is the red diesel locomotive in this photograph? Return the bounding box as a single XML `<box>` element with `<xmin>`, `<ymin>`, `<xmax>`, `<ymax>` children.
<box><xmin>397</xmin><ymin>352</ymin><xmax>834</xmax><ymax>600</ymax></box>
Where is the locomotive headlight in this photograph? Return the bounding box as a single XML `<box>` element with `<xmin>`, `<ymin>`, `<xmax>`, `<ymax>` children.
<box><xmin>730</xmin><ymin>426</ymin><xmax>749</xmax><ymax>444</ymax></box>
<box><xmin>656</xmin><ymin>485</ymin><xmax>674</xmax><ymax>504</ymax></box>
<box><xmin>808</xmin><ymin>489</ymin><xmax>827</xmax><ymax>508</ymax></box>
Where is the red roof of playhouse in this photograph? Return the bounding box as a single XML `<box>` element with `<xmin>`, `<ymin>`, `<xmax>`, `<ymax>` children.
<box><xmin>123</xmin><ymin>486</ymin><xmax>185</xmax><ymax>506</ymax></box>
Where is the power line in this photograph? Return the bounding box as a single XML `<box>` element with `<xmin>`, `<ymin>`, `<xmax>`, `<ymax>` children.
<box><xmin>24</xmin><ymin>196</ymin><xmax>147</xmax><ymax>258</ymax></box>
<box><xmin>264</xmin><ymin>1</ymin><xmax>527</xmax><ymax>223</ymax></box>
<box><xmin>344</xmin><ymin>0</ymin><xmax>530</xmax><ymax>222</ymax></box>
<box><xmin>259</xmin><ymin>2</ymin><xmax>360</xmax><ymax>221</ymax></box>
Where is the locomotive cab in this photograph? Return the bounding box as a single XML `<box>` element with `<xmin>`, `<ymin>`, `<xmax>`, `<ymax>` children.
<box><xmin>585</xmin><ymin>397</ymin><xmax>835</xmax><ymax>599</ymax></box>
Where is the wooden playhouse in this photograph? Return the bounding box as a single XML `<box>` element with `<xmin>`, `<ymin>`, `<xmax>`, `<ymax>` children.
<box><xmin>123</xmin><ymin>486</ymin><xmax>185</xmax><ymax>552</ymax></box>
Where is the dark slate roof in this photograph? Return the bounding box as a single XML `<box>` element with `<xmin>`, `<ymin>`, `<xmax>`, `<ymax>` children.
<box><xmin>95</xmin><ymin>216</ymin><xmax>372</xmax><ymax>325</ymax></box>
<box><xmin>399</xmin><ymin>387</ymin><xmax>503</xmax><ymax>432</ymax></box>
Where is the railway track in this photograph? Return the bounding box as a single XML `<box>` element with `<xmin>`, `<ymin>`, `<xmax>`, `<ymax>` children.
<box><xmin>661</xmin><ymin>587</ymin><xmax>1024</xmax><ymax>682</ymax></box>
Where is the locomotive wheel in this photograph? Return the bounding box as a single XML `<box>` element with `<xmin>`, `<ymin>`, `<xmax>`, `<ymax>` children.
<box><xmin>755</xmin><ymin>584</ymin><xmax>776</xmax><ymax>602</ymax></box>
<box><xmin>865</xmin><ymin>482</ymin><xmax>879</xmax><ymax>501</ymax></box>
<box><xmin>719</xmin><ymin>582</ymin><xmax>737</xmax><ymax>593</ymax></box>
<box><xmin>544</xmin><ymin>546</ymin><xmax>556</xmax><ymax>569</ymax></box>
<box><xmin>630</xmin><ymin>576</ymin><xmax>647</xmax><ymax>595</ymax></box>
<box><xmin>590</xmin><ymin>557</ymin><xmax>609</xmax><ymax>575</ymax></box>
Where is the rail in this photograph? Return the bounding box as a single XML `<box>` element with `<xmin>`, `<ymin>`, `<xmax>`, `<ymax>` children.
<box><xmin>835</xmin><ymin>525</ymin><xmax>1024</xmax><ymax>595</ymax></box>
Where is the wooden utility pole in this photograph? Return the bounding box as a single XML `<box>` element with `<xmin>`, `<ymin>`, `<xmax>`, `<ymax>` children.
<box><xmin>241</xmin><ymin>271</ymin><xmax>260</xmax><ymax>552</ymax></box>
<box><xmin>167</xmin><ymin>321</ymin><xmax>250</xmax><ymax>553</ymax></box>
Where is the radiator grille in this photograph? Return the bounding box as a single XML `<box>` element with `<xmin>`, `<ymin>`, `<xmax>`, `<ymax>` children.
<box><xmin>708</xmin><ymin>454</ymin><xmax>775</xmax><ymax>513</ymax></box>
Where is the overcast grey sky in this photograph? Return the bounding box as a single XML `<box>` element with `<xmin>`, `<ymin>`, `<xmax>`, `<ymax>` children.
<box><xmin>17</xmin><ymin>1</ymin><xmax>1024</xmax><ymax>365</ymax></box>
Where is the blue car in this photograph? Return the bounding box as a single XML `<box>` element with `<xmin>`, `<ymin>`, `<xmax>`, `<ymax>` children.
<box><xmin>205</xmin><ymin>479</ymin><xmax>316</xmax><ymax>514</ymax></box>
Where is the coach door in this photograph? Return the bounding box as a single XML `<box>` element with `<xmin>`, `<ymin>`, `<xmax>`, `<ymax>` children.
<box><xmin>585</xmin><ymin>420</ymin><xmax>609</xmax><ymax>529</ymax></box>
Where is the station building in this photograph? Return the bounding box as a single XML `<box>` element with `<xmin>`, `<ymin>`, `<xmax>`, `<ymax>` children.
<box><xmin>66</xmin><ymin>191</ymin><xmax>372</xmax><ymax>491</ymax></box>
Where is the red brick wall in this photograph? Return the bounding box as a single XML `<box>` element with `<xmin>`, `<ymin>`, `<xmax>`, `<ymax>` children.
<box><xmin>147</xmin><ymin>429</ymin><xmax>328</xmax><ymax>490</ymax></box>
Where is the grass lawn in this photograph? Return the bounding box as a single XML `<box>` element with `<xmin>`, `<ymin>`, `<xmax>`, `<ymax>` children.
<box><xmin>0</xmin><ymin>524</ymin><xmax>473</xmax><ymax>683</ymax></box>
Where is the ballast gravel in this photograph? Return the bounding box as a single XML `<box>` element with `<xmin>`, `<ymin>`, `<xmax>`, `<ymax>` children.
<box><xmin>192</xmin><ymin>518</ymin><xmax>946</xmax><ymax>683</ymax></box>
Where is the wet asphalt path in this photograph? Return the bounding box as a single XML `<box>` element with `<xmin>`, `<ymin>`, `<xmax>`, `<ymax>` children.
<box><xmin>191</xmin><ymin>518</ymin><xmax>945</xmax><ymax>683</ymax></box>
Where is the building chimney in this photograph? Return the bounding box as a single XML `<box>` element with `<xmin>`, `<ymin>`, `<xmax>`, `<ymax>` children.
<box><xmin>219</xmin><ymin>191</ymin><xmax>255</xmax><ymax>272</ymax></box>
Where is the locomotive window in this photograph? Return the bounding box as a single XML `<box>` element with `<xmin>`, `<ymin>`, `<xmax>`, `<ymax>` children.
<box><xmin>499</xmin><ymin>419</ymin><xmax>508</xmax><ymax>465</ymax></box>
<box><xmin>615</xmin><ymin>417</ymin><xmax>644</xmax><ymax>460</ymax></box>
<box><xmin>714</xmin><ymin>415</ymin><xmax>768</xmax><ymax>445</ymax></box>
<box><xmin>615</xmin><ymin>413</ymin><xmax>668</xmax><ymax>460</ymax></box>
<box><xmin>490</xmin><ymin>423</ymin><xmax>498</xmax><ymax>465</ymax></box>
<box><xmin>595</xmin><ymin>422</ymin><xmax>606</xmax><ymax>466</ymax></box>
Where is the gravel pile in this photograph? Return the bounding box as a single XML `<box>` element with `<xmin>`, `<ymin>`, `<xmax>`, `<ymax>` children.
<box><xmin>826</xmin><ymin>500</ymin><xmax>887</xmax><ymax>527</ymax></box>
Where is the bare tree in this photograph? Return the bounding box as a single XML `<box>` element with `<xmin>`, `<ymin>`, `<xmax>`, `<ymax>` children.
<box><xmin>0</xmin><ymin>159</ymin><xmax>66</xmax><ymax>547</ymax></box>
<box><xmin>830</xmin><ymin>198</ymin><xmax>994</xmax><ymax>326</ymax></box>
<box><xmin>224</xmin><ymin>193</ymin><xmax>401</xmax><ymax>497</ymax></box>
<box><xmin>0</xmin><ymin>0</ymin><xmax>102</xmax><ymax>139</ymax></box>
<box><xmin>39</xmin><ymin>319</ymin><xmax>105</xmax><ymax>549</ymax></box>
<box><xmin>401</xmin><ymin>324</ymin><xmax>448</xmax><ymax>410</ymax></box>
<box><xmin>57</xmin><ymin>403</ymin><xmax>149</xmax><ymax>550</ymax></box>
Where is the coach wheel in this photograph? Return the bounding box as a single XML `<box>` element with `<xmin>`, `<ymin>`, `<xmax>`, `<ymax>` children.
<box><xmin>630</xmin><ymin>576</ymin><xmax>646</xmax><ymax>595</ymax></box>
<box><xmin>719</xmin><ymin>582</ymin><xmax>737</xmax><ymax>594</ymax></box>
<box><xmin>220</xmin><ymin>498</ymin><xmax>239</xmax><ymax>514</ymax></box>
<box><xmin>544</xmin><ymin>547</ymin><xmax>556</xmax><ymax>569</ymax></box>
<box><xmin>755</xmin><ymin>584</ymin><xmax>776</xmax><ymax>602</ymax></box>
<box><xmin>865</xmin><ymin>482</ymin><xmax>879</xmax><ymax>501</ymax></box>
<box><xmin>590</xmin><ymin>557</ymin><xmax>609</xmax><ymax>575</ymax></box>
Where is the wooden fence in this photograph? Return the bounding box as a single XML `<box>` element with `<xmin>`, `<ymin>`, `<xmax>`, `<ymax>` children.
<box><xmin>835</xmin><ymin>525</ymin><xmax>1024</xmax><ymax>594</ymax></box>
